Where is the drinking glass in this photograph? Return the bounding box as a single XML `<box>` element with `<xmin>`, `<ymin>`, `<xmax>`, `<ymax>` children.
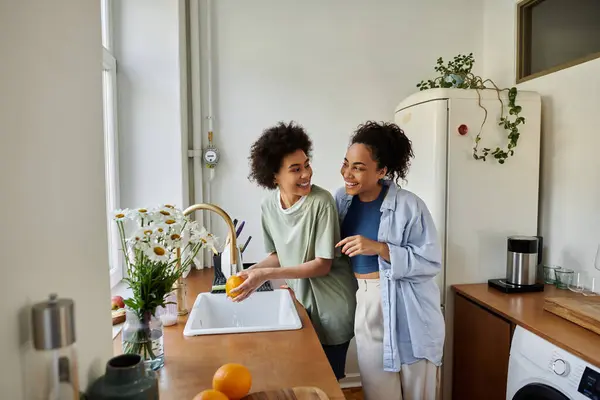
<box><xmin>555</xmin><ymin>269</ymin><xmax>574</xmax><ymax>290</ymax></box>
<box><xmin>568</xmin><ymin>272</ymin><xmax>585</xmax><ymax>293</ymax></box>
<box><xmin>582</xmin><ymin>277</ymin><xmax>599</xmax><ymax>297</ymax></box>
<box><xmin>543</xmin><ymin>265</ymin><xmax>562</xmax><ymax>284</ymax></box>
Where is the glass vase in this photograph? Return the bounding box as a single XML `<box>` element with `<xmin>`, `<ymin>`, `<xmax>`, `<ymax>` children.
<box><xmin>121</xmin><ymin>308</ymin><xmax>164</xmax><ymax>371</ymax></box>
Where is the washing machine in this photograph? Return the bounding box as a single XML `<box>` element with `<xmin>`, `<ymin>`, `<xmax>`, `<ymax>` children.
<box><xmin>507</xmin><ymin>325</ymin><xmax>600</xmax><ymax>399</ymax></box>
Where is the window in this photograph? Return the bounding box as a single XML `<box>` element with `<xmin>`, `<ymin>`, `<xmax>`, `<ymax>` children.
<box><xmin>517</xmin><ymin>0</ymin><xmax>600</xmax><ymax>82</ymax></box>
<box><xmin>101</xmin><ymin>0</ymin><xmax>122</xmax><ymax>287</ymax></box>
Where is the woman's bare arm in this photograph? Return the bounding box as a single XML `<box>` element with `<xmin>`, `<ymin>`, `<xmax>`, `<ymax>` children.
<box><xmin>247</xmin><ymin>252</ymin><xmax>281</xmax><ymax>269</ymax></box>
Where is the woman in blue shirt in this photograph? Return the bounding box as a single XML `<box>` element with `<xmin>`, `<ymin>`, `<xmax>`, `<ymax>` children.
<box><xmin>335</xmin><ymin>121</ymin><xmax>445</xmax><ymax>400</ymax></box>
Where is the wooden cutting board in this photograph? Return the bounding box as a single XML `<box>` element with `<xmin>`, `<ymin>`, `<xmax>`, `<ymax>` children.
<box><xmin>243</xmin><ymin>386</ymin><xmax>329</xmax><ymax>399</ymax></box>
<box><xmin>544</xmin><ymin>296</ymin><xmax>600</xmax><ymax>335</ymax></box>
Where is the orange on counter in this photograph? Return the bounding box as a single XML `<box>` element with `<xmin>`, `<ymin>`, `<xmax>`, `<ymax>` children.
<box><xmin>192</xmin><ymin>389</ymin><xmax>229</xmax><ymax>400</ymax></box>
<box><xmin>225</xmin><ymin>275</ymin><xmax>246</xmax><ymax>298</ymax></box>
<box><xmin>212</xmin><ymin>363</ymin><xmax>252</xmax><ymax>400</ymax></box>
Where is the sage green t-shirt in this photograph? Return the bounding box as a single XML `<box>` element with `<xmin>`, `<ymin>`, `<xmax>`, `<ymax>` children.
<box><xmin>261</xmin><ymin>185</ymin><xmax>357</xmax><ymax>345</ymax></box>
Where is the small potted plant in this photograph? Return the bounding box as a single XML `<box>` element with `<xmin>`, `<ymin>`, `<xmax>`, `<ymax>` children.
<box><xmin>417</xmin><ymin>53</ymin><xmax>525</xmax><ymax>164</ymax></box>
<box><xmin>112</xmin><ymin>205</ymin><xmax>216</xmax><ymax>370</ymax></box>
<box><xmin>417</xmin><ymin>53</ymin><xmax>476</xmax><ymax>89</ymax></box>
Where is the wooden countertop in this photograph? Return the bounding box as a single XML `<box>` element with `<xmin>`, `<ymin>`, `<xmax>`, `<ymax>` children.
<box><xmin>113</xmin><ymin>268</ymin><xmax>345</xmax><ymax>400</ymax></box>
<box><xmin>453</xmin><ymin>284</ymin><xmax>600</xmax><ymax>368</ymax></box>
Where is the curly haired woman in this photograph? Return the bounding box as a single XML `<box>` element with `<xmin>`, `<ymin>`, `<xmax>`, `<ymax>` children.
<box><xmin>335</xmin><ymin>121</ymin><xmax>445</xmax><ymax>400</ymax></box>
<box><xmin>230</xmin><ymin>121</ymin><xmax>357</xmax><ymax>381</ymax></box>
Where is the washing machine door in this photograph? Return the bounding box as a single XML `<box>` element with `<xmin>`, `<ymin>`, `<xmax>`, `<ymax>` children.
<box><xmin>512</xmin><ymin>383</ymin><xmax>570</xmax><ymax>400</ymax></box>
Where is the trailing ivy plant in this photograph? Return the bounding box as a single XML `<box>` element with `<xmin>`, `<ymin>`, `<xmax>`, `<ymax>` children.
<box><xmin>416</xmin><ymin>53</ymin><xmax>525</xmax><ymax>164</ymax></box>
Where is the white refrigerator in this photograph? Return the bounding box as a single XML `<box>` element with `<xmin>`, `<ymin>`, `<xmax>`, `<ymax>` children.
<box><xmin>394</xmin><ymin>88</ymin><xmax>541</xmax><ymax>399</ymax></box>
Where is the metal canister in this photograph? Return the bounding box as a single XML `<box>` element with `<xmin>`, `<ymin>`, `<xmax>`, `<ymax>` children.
<box><xmin>506</xmin><ymin>236</ymin><xmax>540</xmax><ymax>286</ymax></box>
<box><xmin>31</xmin><ymin>293</ymin><xmax>80</xmax><ymax>400</ymax></box>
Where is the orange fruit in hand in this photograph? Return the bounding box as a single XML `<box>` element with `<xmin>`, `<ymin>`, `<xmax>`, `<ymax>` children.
<box><xmin>212</xmin><ymin>363</ymin><xmax>252</xmax><ymax>399</ymax></box>
<box><xmin>192</xmin><ymin>389</ymin><xmax>228</xmax><ymax>400</ymax></box>
<box><xmin>225</xmin><ymin>275</ymin><xmax>245</xmax><ymax>298</ymax></box>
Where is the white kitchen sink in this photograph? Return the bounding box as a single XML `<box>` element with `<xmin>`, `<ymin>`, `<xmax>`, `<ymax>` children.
<box><xmin>183</xmin><ymin>289</ymin><xmax>302</xmax><ymax>336</ymax></box>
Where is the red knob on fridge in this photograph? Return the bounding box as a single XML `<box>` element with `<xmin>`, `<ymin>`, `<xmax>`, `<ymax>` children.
<box><xmin>458</xmin><ymin>124</ymin><xmax>468</xmax><ymax>135</ymax></box>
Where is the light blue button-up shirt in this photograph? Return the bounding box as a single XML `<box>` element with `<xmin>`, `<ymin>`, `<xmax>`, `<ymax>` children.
<box><xmin>335</xmin><ymin>180</ymin><xmax>445</xmax><ymax>371</ymax></box>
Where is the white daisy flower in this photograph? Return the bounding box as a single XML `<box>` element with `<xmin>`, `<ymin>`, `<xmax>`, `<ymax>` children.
<box><xmin>204</xmin><ymin>233</ymin><xmax>219</xmax><ymax>254</ymax></box>
<box><xmin>187</xmin><ymin>220</ymin><xmax>200</xmax><ymax>231</ymax></box>
<box><xmin>129</xmin><ymin>207</ymin><xmax>150</xmax><ymax>222</ymax></box>
<box><xmin>127</xmin><ymin>237</ymin><xmax>149</xmax><ymax>252</ymax></box>
<box><xmin>172</xmin><ymin>208</ymin><xmax>185</xmax><ymax>221</ymax></box>
<box><xmin>189</xmin><ymin>226</ymin><xmax>209</xmax><ymax>243</ymax></box>
<box><xmin>148</xmin><ymin>207</ymin><xmax>168</xmax><ymax>223</ymax></box>
<box><xmin>165</xmin><ymin>231</ymin><xmax>184</xmax><ymax>249</ymax></box>
<box><xmin>131</xmin><ymin>227</ymin><xmax>154</xmax><ymax>242</ymax></box>
<box><xmin>149</xmin><ymin>223</ymin><xmax>169</xmax><ymax>238</ymax></box>
<box><xmin>112</xmin><ymin>209</ymin><xmax>130</xmax><ymax>221</ymax></box>
<box><xmin>158</xmin><ymin>207</ymin><xmax>174</xmax><ymax>218</ymax></box>
<box><xmin>145</xmin><ymin>243</ymin><xmax>169</xmax><ymax>263</ymax></box>
<box><xmin>167</xmin><ymin>222</ymin><xmax>183</xmax><ymax>238</ymax></box>
<box><xmin>164</xmin><ymin>217</ymin><xmax>178</xmax><ymax>226</ymax></box>
<box><xmin>190</xmin><ymin>229</ymin><xmax>219</xmax><ymax>254</ymax></box>
<box><xmin>127</xmin><ymin>234</ymin><xmax>143</xmax><ymax>246</ymax></box>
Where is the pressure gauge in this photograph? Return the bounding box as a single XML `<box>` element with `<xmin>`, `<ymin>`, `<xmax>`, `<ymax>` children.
<box><xmin>203</xmin><ymin>146</ymin><xmax>219</xmax><ymax>168</ymax></box>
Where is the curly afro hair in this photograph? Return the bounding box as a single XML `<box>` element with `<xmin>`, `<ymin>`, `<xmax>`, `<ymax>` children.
<box><xmin>248</xmin><ymin>121</ymin><xmax>313</xmax><ymax>189</ymax></box>
<box><xmin>350</xmin><ymin>121</ymin><xmax>414</xmax><ymax>184</ymax></box>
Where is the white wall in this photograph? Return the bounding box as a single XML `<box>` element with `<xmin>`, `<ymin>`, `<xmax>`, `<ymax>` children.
<box><xmin>199</xmin><ymin>0</ymin><xmax>484</xmax><ymax>264</ymax></box>
<box><xmin>483</xmin><ymin>0</ymin><xmax>600</xmax><ymax>277</ymax></box>
<box><xmin>113</xmin><ymin>0</ymin><xmax>187</xmax><ymax>209</ymax></box>
<box><xmin>0</xmin><ymin>0</ymin><xmax>113</xmax><ymax>397</ymax></box>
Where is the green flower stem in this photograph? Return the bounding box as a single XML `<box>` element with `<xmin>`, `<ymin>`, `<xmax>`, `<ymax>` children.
<box><xmin>181</xmin><ymin>243</ymin><xmax>203</xmax><ymax>271</ymax></box>
<box><xmin>123</xmin><ymin>312</ymin><xmax>157</xmax><ymax>360</ymax></box>
<box><xmin>117</xmin><ymin>221</ymin><xmax>131</xmax><ymax>269</ymax></box>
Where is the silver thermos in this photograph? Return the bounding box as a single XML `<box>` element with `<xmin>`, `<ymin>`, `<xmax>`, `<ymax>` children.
<box><xmin>31</xmin><ymin>293</ymin><xmax>80</xmax><ymax>400</ymax></box>
<box><xmin>506</xmin><ymin>236</ymin><xmax>543</xmax><ymax>286</ymax></box>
